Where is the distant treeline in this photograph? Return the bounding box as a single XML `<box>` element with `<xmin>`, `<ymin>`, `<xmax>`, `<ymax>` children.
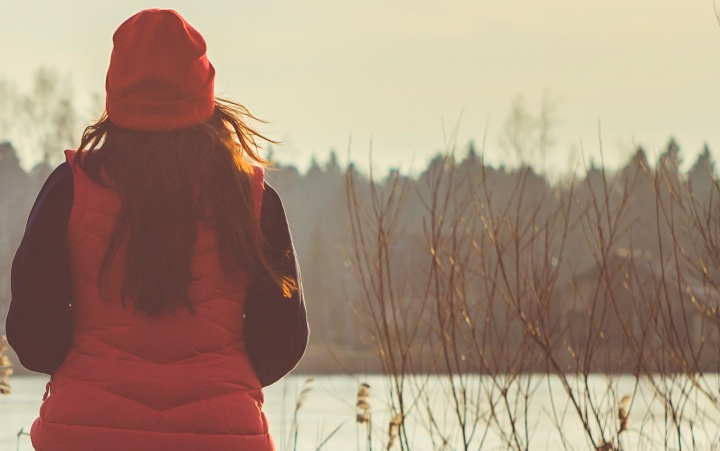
<box><xmin>2</xmin><ymin>137</ymin><xmax>718</xmax><ymax>374</ymax></box>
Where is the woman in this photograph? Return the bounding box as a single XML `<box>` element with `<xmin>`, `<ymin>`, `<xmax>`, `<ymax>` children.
<box><xmin>6</xmin><ymin>9</ymin><xmax>308</xmax><ymax>451</ymax></box>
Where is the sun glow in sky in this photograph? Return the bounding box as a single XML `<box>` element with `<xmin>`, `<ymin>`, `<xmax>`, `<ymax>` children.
<box><xmin>1</xmin><ymin>0</ymin><xmax>719</xmax><ymax>174</ymax></box>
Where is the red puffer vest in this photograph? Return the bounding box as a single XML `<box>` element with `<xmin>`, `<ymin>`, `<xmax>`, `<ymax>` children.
<box><xmin>30</xmin><ymin>150</ymin><xmax>274</xmax><ymax>451</ymax></box>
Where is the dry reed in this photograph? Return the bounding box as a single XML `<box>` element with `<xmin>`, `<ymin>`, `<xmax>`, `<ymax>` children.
<box><xmin>0</xmin><ymin>335</ymin><xmax>12</xmax><ymax>395</ymax></box>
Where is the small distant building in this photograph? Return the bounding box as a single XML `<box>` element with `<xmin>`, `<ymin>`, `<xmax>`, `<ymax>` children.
<box><xmin>557</xmin><ymin>248</ymin><xmax>720</xmax><ymax>372</ymax></box>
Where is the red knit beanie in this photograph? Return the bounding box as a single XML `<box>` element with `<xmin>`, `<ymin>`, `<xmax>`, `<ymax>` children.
<box><xmin>105</xmin><ymin>9</ymin><xmax>215</xmax><ymax>131</ymax></box>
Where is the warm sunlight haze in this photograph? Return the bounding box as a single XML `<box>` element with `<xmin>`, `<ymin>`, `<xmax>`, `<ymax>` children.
<box><xmin>0</xmin><ymin>0</ymin><xmax>718</xmax><ymax>174</ymax></box>
<box><xmin>4</xmin><ymin>3</ymin><xmax>720</xmax><ymax>449</ymax></box>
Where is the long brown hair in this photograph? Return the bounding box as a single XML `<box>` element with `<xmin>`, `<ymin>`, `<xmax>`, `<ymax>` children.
<box><xmin>77</xmin><ymin>98</ymin><xmax>296</xmax><ymax>315</ymax></box>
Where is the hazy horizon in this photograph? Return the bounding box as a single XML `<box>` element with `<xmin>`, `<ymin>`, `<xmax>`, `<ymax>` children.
<box><xmin>1</xmin><ymin>0</ymin><xmax>719</xmax><ymax>175</ymax></box>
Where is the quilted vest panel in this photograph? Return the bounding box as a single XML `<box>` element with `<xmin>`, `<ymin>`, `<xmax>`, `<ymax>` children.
<box><xmin>31</xmin><ymin>150</ymin><xmax>274</xmax><ymax>451</ymax></box>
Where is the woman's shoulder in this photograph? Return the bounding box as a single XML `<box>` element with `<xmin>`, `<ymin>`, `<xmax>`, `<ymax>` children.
<box><xmin>38</xmin><ymin>162</ymin><xmax>73</xmax><ymax>197</ymax></box>
<box><xmin>26</xmin><ymin>162</ymin><xmax>74</xmax><ymax>225</ymax></box>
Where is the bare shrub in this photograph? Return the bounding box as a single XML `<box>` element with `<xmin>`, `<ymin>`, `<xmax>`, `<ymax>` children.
<box><xmin>346</xmin><ymin>142</ymin><xmax>720</xmax><ymax>450</ymax></box>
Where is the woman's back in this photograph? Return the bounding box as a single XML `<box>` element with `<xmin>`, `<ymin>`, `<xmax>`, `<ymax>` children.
<box><xmin>31</xmin><ymin>151</ymin><xmax>273</xmax><ymax>451</ymax></box>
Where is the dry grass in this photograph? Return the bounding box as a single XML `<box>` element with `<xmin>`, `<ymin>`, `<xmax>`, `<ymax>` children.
<box><xmin>0</xmin><ymin>335</ymin><xmax>12</xmax><ymax>395</ymax></box>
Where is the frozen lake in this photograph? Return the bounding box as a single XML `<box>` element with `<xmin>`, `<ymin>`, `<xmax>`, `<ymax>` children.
<box><xmin>2</xmin><ymin>373</ymin><xmax>719</xmax><ymax>450</ymax></box>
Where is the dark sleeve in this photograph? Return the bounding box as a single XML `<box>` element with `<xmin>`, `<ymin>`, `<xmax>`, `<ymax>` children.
<box><xmin>6</xmin><ymin>162</ymin><xmax>74</xmax><ymax>375</ymax></box>
<box><xmin>245</xmin><ymin>183</ymin><xmax>309</xmax><ymax>387</ymax></box>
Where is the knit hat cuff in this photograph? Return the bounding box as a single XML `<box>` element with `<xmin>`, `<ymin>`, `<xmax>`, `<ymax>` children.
<box><xmin>106</xmin><ymin>65</ymin><xmax>216</xmax><ymax>131</ymax></box>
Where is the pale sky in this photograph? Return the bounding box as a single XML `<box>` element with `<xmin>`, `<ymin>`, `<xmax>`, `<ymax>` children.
<box><xmin>1</xmin><ymin>0</ymin><xmax>719</xmax><ymax>175</ymax></box>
